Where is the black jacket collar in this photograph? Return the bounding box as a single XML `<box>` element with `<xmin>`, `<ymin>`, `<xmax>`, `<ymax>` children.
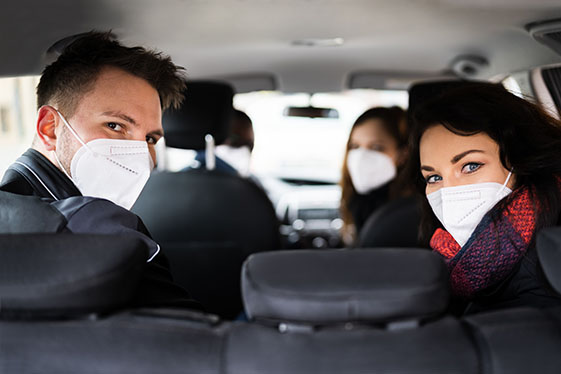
<box><xmin>2</xmin><ymin>148</ymin><xmax>82</xmax><ymax>200</ymax></box>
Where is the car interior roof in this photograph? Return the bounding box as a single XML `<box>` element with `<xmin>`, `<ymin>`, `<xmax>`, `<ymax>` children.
<box><xmin>2</xmin><ymin>0</ymin><xmax>561</xmax><ymax>93</ymax></box>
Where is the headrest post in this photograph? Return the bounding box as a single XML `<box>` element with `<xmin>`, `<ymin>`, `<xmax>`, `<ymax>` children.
<box><xmin>205</xmin><ymin>134</ymin><xmax>216</xmax><ymax>170</ymax></box>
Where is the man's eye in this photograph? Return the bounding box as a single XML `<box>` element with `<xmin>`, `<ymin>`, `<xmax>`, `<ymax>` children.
<box><xmin>107</xmin><ymin>122</ymin><xmax>123</xmax><ymax>131</ymax></box>
<box><xmin>146</xmin><ymin>135</ymin><xmax>158</xmax><ymax>145</ymax></box>
<box><xmin>426</xmin><ymin>174</ymin><xmax>442</xmax><ymax>184</ymax></box>
<box><xmin>462</xmin><ymin>162</ymin><xmax>482</xmax><ymax>174</ymax></box>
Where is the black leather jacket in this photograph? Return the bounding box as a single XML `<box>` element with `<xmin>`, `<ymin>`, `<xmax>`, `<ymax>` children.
<box><xmin>0</xmin><ymin>149</ymin><xmax>202</xmax><ymax>310</ymax></box>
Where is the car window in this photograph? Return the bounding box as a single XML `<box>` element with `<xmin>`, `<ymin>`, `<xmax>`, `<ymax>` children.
<box><xmin>165</xmin><ymin>89</ymin><xmax>408</xmax><ymax>183</ymax></box>
<box><xmin>0</xmin><ymin>76</ymin><xmax>39</xmax><ymax>175</ymax></box>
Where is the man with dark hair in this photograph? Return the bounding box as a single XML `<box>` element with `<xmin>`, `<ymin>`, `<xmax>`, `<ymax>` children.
<box><xmin>194</xmin><ymin>109</ymin><xmax>255</xmax><ymax>176</ymax></box>
<box><xmin>0</xmin><ymin>31</ymin><xmax>200</xmax><ymax>309</ymax></box>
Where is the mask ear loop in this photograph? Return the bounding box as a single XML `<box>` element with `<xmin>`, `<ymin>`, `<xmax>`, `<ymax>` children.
<box><xmin>52</xmin><ymin>109</ymin><xmax>90</xmax><ymax>182</ymax></box>
<box><xmin>55</xmin><ymin>110</ymin><xmax>95</xmax><ymax>154</ymax></box>
<box><xmin>52</xmin><ymin>150</ymin><xmax>75</xmax><ymax>182</ymax></box>
<box><xmin>496</xmin><ymin>168</ymin><xmax>514</xmax><ymax>196</ymax></box>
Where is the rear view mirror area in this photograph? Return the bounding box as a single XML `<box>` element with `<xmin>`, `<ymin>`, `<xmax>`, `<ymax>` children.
<box><xmin>283</xmin><ymin>106</ymin><xmax>339</xmax><ymax>119</ymax></box>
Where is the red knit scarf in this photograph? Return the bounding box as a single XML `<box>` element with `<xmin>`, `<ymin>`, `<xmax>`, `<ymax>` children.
<box><xmin>430</xmin><ymin>186</ymin><xmax>536</xmax><ymax>298</ymax></box>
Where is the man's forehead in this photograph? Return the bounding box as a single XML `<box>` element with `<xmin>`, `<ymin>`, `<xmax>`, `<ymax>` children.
<box><xmin>75</xmin><ymin>68</ymin><xmax>163</xmax><ymax>128</ymax></box>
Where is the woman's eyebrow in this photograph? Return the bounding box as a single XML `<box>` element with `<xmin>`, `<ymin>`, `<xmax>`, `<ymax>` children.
<box><xmin>451</xmin><ymin>149</ymin><xmax>484</xmax><ymax>164</ymax></box>
<box><xmin>420</xmin><ymin>165</ymin><xmax>435</xmax><ymax>172</ymax></box>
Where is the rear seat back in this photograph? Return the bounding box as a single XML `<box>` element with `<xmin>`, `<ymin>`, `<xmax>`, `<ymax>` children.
<box><xmin>358</xmin><ymin>196</ymin><xmax>423</xmax><ymax>248</ymax></box>
<box><xmin>0</xmin><ymin>233</ymin><xmax>147</xmax><ymax>319</ymax></box>
<box><xmin>133</xmin><ymin>80</ymin><xmax>280</xmax><ymax>319</ymax></box>
<box><xmin>3</xmin><ymin>235</ymin><xmax>561</xmax><ymax>373</ymax></box>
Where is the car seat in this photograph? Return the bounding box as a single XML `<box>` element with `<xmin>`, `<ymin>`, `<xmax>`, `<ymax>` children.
<box><xmin>3</xmin><ymin>235</ymin><xmax>561</xmax><ymax>373</ymax></box>
<box><xmin>357</xmin><ymin>195</ymin><xmax>423</xmax><ymax>248</ymax></box>
<box><xmin>133</xmin><ymin>80</ymin><xmax>280</xmax><ymax>319</ymax></box>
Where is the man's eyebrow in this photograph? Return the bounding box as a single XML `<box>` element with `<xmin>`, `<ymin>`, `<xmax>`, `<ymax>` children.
<box><xmin>451</xmin><ymin>149</ymin><xmax>484</xmax><ymax>164</ymax></box>
<box><xmin>101</xmin><ymin>111</ymin><xmax>139</xmax><ymax>127</ymax></box>
<box><xmin>148</xmin><ymin>129</ymin><xmax>164</xmax><ymax>138</ymax></box>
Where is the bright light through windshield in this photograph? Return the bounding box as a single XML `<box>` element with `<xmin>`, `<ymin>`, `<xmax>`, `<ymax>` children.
<box><xmin>235</xmin><ymin>90</ymin><xmax>408</xmax><ymax>183</ymax></box>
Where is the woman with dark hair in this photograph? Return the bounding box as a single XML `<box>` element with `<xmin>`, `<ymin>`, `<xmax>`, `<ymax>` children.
<box><xmin>340</xmin><ymin>106</ymin><xmax>412</xmax><ymax>245</ymax></box>
<box><xmin>409</xmin><ymin>82</ymin><xmax>561</xmax><ymax>314</ymax></box>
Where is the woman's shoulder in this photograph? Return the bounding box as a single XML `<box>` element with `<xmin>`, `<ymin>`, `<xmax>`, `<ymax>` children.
<box><xmin>467</xmin><ymin>246</ymin><xmax>561</xmax><ymax>314</ymax></box>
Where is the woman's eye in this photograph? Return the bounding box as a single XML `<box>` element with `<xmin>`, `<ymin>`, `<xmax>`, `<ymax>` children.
<box><xmin>426</xmin><ymin>174</ymin><xmax>442</xmax><ymax>184</ymax></box>
<box><xmin>462</xmin><ymin>162</ymin><xmax>482</xmax><ymax>174</ymax></box>
<box><xmin>369</xmin><ymin>145</ymin><xmax>384</xmax><ymax>152</ymax></box>
<box><xmin>146</xmin><ymin>135</ymin><xmax>157</xmax><ymax>145</ymax></box>
<box><xmin>107</xmin><ymin>122</ymin><xmax>123</xmax><ymax>132</ymax></box>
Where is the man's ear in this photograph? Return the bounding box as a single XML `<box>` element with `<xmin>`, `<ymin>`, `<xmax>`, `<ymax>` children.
<box><xmin>36</xmin><ymin>106</ymin><xmax>59</xmax><ymax>151</ymax></box>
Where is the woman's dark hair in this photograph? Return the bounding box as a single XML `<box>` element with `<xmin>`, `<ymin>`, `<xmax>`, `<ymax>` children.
<box><xmin>408</xmin><ymin>82</ymin><xmax>561</xmax><ymax>245</ymax></box>
<box><xmin>340</xmin><ymin>106</ymin><xmax>409</xmax><ymax>241</ymax></box>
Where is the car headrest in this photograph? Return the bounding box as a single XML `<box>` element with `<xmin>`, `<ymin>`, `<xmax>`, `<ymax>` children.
<box><xmin>408</xmin><ymin>79</ymin><xmax>470</xmax><ymax>115</ymax></box>
<box><xmin>0</xmin><ymin>234</ymin><xmax>148</xmax><ymax>319</ymax></box>
<box><xmin>163</xmin><ymin>80</ymin><xmax>234</xmax><ymax>150</ymax></box>
<box><xmin>537</xmin><ymin>227</ymin><xmax>561</xmax><ymax>294</ymax></box>
<box><xmin>358</xmin><ymin>196</ymin><xmax>422</xmax><ymax>248</ymax></box>
<box><xmin>242</xmin><ymin>248</ymin><xmax>449</xmax><ymax>325</ymax></box>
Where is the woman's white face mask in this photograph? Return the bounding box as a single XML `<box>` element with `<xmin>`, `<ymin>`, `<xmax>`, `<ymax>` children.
<box><xmin>53</xmin><ymin>110</ymin><xmax>154</xmax><ymax>210</ymax></box>
<box><xmin>426</xmin><ymin>171</ymin><xmax>513</xmax><ymax>247</ymax></box>
<box><xmin>346</xmin><ymin>148</ymin><xmax>397</xmax><ymax>194</ymax></box>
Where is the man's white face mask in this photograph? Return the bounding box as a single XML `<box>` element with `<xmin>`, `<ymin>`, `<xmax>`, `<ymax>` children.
<box><xmin>426</xmin><ymin>171</ymin><xmax>513</xmax><ymax>248</ymax></box>
<box><xmin>346</xmin><ymin>148</ymin><xmax>397</xmax><ymax>194</ymax></box>
<box><xmin>215</xmin><ymin>144</ymin><xmax>252</xmax><ymax>177</ymax></box>
<box><xmin>53</xmin><ymin>110</ymin><xmax>154</xmax><ymax>210</ymax></box>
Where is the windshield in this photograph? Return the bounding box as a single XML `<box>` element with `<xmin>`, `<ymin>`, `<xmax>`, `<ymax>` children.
<box><xmin>236</xmin><ymin>89</ymin><xmax>408</xmax><ymax>184</ymax></box>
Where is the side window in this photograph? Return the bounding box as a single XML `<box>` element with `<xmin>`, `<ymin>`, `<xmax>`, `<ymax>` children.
<box><xmin>0</xmin><ymin>76</ymin><xmax>40</xmax><ymax>176</ymax></box>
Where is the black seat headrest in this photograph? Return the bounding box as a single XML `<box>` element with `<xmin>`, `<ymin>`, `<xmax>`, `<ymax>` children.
<box><xmin>242</xmin><ymin>248</ymin><xmax>449</xmax><ymax>325</ymax></box>
<box><xmin>0</xmin><ymin>234</ymin><xmax>148</xmax><ymax>319</ymax></box>
<box><xmin>358</xmin><ymin>196</ymin><xmax>422</xmax><ymax>248</ymax></box>
<box><xmin>163</xmin><ymin>80</ymin><xmax>234</xmax><ymax>150</ymax></box>
<box><xmin>537</xmin><ymin>227</ymin><xmax>561</xmax><ymax>294</ymax></box>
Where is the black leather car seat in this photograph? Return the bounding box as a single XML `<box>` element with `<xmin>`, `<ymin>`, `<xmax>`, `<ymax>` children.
<box><xmin>3</xmin><ymin>236</ymin><xmax>561</xmax><ymax>373</ymax></box>
<box><xmin>358</xmin><ymin>195</ymin><xmax>422</xmax><ymax>248</ymax></box>
<box><xmin>133</xmin><ymin>80</ymin><xmax>280</xmax><ymax>319</ymax></box>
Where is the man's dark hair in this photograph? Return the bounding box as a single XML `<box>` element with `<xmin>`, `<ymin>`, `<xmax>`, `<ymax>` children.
<box><xmin>37</xmin><ymin>31</ymin><xmax>186</xmax><ymax>117</ymax></box>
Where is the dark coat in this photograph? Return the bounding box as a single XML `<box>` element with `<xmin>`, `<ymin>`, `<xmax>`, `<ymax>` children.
<box><xmin>0</xmin><ymin>148</ymin><xmax>202</xmax><ymax>310</ymax></box>
<box><xmin>464</xmin><ymin>242</ymin><xmax>561</xmax><ymax>315</ymax></box>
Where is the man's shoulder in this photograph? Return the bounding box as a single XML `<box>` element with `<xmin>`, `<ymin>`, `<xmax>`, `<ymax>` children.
<box><xmin>52</xmin><ymin>196</ymin><xmax>143</xmax><ymax>229</ymax></box>
<box><xmin>0</xmin><ymin>190</ymin><xmax>66</xmax><ymax>234</ymax></box>
<box><xmin>0</xmin><ymin>167</ymin><xmax>36</xmax><ymax>196</ymax></box>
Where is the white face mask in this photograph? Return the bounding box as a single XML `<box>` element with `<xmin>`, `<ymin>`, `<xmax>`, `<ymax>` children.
<box><xmin>426</xmin><ymin>171</ymin><xmax>513</xmax><ymax>248</ymax></box>
<box><xmin>53</xmin><ymin>111</ymin><xmax>154</xmax><ymax>210</ymax></box>
<box><xmin>346</xmin><ymin>148</ymin><xmax>397</xmax><ymax>194</ymax></box>
<box><xmin>215</xmin><ymin>144</ymin><xmax>252</xmax><ymax>177</ymax></box>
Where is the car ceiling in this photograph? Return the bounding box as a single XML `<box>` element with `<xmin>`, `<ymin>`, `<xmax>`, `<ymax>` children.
<box><xmin>2</xmin><ymin>0</ymin><xmax>561</xmax><ymax>93</ymax></box>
